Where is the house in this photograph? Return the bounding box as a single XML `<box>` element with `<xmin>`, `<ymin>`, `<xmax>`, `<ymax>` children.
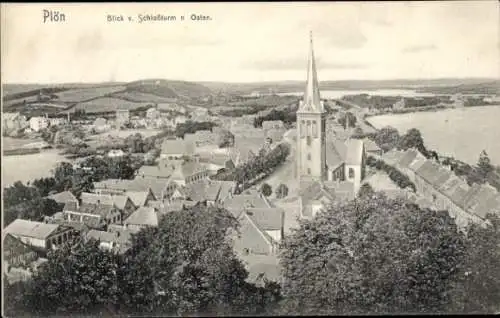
<box><xmin>135</xmin><ymin>160</ymin><xmax>181</xmax><ymax>179</ymax></box>
<box><xmin>85</xmin><ymin>228</ymin><xmax>135</xmax><ymax>254</ymax></box>
<box><xmin>126</xmin><ymin>189</ymin><xmax>156</xmax><ymax>207</ymax></box>
<box><xmin>169</xmin><ymin>161</ymin><xmax>211</xmax><ymax>186</ymax></box>
<box><xmin>231</xmin><ymin>206</ymin><xmax>285</xmax><ymax>256</ymax></box>
<box><xmin>198</xmin><ymin>152</ymin><xmax>236</xmax><ymax>172</ymax></box>
<box><xmin>363</xmin><ymin>138</ymin><xmax>383</xmax><ymax>156</ymax></box>
<box><xmin>49</xmin><ymin>117</ymin><xmax>67</xmax><ymax>127</ymax></box>
<box><xmin>46</xmin><ymin>190</ymin><xmax>78</xmax><ymax>205</ymax></box>
<box><xmin>298</xmin><ymin>181</ymin><xmax>354</xmax><ymax>219</ymax></box>
<box><xmin>3</xmin><ymin>233</ymin><xmax>39</xmax><ymax>268</ymax></box>
<box><xmin>123</xmin><ymin>207</ymin><xmax>159</xmax><ymax>231</ymax></box>
<box><xmin>393</xmin><ymin>97</ymin><xmax>405</xmax><ymax>110</ymax></box>
<box><xmin>183</xmin><ymin>179</ymin><xmax>237</xmax><ymax>205</ymax></box>
<box><xmin>93</xmin><ymin>117</ymin><xmax>110</xmax><ymax>132</ymax></box>
<box><xmin>146</xmin><ymin>107</ymin><xmax>161</xmax><ymax>119</ymax></box>
<box><xmin>382</xmin><ymin>148</ymin><xmax>500</xmax><ymax>229</ymax></box>
<box><xmin>160</xmin><ymin>138</ymin><xmax>195</xmax><ymax>159</ymax></box>
<box><xmin>81</xmin><ymin>192</ymin><xmax>136</xmax><ymax>219</ymax></box>
<box><xmin>107</xmin><ymin>149</ymin><xmax>126</xmax><ymax>158</ymax></box>
<box><xmin>116</xmin><ymin>108</ymin><xmax>130</xmax><ymax>127</ymax></box>
<box><xmin>184</xmin><ymin>130</ymin><xmax>216</xmax><ymax>147</ymax></box>
<box><xmin>3</xmin><ymin>112</ymin><xmax>28</xmax><ymax>135</ymax></box>
<box><xmin>29</xmin><ymin>116</ymin><xmax>49</xmax><ymax>132</ymax></box>
<box><xmin>63</xmin><ymin>201</ymin><xmax>122</xmax><ymax>230</ymax></box>
<box><xmin>4</xmin><ymin>219</ymin><xmax>75</xmax><ymax>251</ymax></box>
<box><xmin>94</xmin><ymin>178</ymin><xmax>173</xmax><ymax>201</ymax></box>
<box><xmin>262</xmin><ymin>120</ymin><xmax>285</xmax><ymax>130</ymax></box>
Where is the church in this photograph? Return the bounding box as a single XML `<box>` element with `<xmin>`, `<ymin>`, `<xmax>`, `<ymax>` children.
<box><xmin>296</xmin><ymin>32</ymin><xmax>367</xmax><ymax>219</ymax></box>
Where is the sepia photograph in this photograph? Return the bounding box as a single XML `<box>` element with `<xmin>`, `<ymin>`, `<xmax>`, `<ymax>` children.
<box><xmin>1</xmin><ymin>1</ymin><xmax>499</xmax><ymax>316</ymax></box>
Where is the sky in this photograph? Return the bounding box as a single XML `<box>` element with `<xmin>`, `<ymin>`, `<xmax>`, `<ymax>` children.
<box><xmin>1</xmin><ymin>1</ymin><xmax>499</xmax><ymax>84</ymax></box>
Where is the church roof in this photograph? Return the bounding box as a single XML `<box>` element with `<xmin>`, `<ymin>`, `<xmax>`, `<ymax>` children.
<box><xmin>298</xmin><ymin>32</ymin><xmax>324</xmax><ymax>114</ymax></box>
<box><xmin>345</xmin><ymin>139</ymin><xmax>364</xmax><ymax>166</ymax></box>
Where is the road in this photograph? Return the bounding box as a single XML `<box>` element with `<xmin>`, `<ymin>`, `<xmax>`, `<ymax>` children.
<box><xmin>334</xmin><ymin>99</ymin><xmax>378</xmax><ymax>134</ymax></box>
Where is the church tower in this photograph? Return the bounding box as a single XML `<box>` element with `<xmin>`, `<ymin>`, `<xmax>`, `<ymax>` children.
<box><xmin>296</xmin><ymin>32</ymin><xmax>327</xmax><ymax>183</ymax></box>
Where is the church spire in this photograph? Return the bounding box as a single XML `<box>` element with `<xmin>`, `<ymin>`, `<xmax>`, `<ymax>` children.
<box><xmin>301</xmin><ymin>31</ymin><xmax>323</xmax><ymax>113</ymax></box>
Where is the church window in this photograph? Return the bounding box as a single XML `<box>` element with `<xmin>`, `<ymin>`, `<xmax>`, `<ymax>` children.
<box><xmin>307</xmin><ymin>153</ymin><xmax>311</xmax><ymax>160</ymax></box>
<box><xmin>312</xmin><ymin>120</ymin><xmax>318</xmax><ymax>138</ymax></box>
<box><xmin>306</xmin><ymin>136</ymin><xmax>311</xmax><ymax>146</ymax></box>
<box><xmin>349</xmin><ymin>168</ymin><xmax>355</xmax><ymax>178</ymax></box>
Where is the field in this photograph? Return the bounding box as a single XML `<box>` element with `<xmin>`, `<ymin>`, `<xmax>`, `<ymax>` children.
<box><xmin>111</xmin><ymin>91</ymin><xmax>177</xmax><ymax>103</ymax></box>
<box><xmin>56</xmin><ymin>86</ymin><xmax>127</xmax><ymax>103</ymax></box>
<box><xmin>71</xmin><ymin>97</ymin><xmax>152</xmax><ymax>113</ymax></box>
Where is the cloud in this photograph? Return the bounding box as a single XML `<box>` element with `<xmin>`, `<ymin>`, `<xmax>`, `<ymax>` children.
<box><xmin>242</xmin><ymin>57</ymin><xmax>370</xmax><ymax>71</ymax></box>
<box><xmin>402</xmin><ymin>44</ymin><xmax>438</xmax><ymax>53</ymax></box>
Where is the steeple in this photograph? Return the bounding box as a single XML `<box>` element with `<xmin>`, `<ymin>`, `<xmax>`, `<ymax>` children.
<box><xmin>300</xmin><ymin>31</ymin><xmax>324</xmax><ymax>113</ymax></box>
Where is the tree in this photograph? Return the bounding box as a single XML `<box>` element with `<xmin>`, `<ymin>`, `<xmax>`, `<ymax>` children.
<box><xmin>260</xmin><ymin>183</ymin><xmax>273</xmax><ymax>197</ymax></box>
<box><xmin>449</xmin><ymin>215</ymin><xmax>500</xmax><ymax>314</ymax></box>
<box><xmin>397</xmin><ymin>128</ymin><xmax>427</xmax><ymax>156</ymax></box>
<box><xmin>215</xmin><ymin>128</ymin><xmax>235</xmax><ymax>148</ymax></box>
<box><xmin>374</xmin><ymin>126</ymin><xmax>400</xmax><ymax>152</ymax></box>
<box><xmin>476</xmin><ymin>150</ymin><xmax>494</xmax><ymax>182</ymax></box>
<box><xmin>357</xmin><ymin>183</ymin><xmax>374</xmax><ymax>198</ymax></box>
<box><xmin>279</xmin><ymin>193</ymin><xmax>466</xmax><ymax>315</ymax></box>
<box><xmin>20</xmin><ymin>239</ymin><xmax>121</xmax><ymax>316</ymax></box>
<box><xmin>276</xmin><ymin>184</ymin><xmax>289</xmax><ymax>199</ymax></box>
<box><xmin>120</xmin><ymin>204</ymin><xmax>280</xmax><ymax>316</ymax></box>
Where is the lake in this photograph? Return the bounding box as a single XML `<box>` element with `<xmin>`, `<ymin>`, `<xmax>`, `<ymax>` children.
<box><xmin>2</xmin><ymin>150</ymin><xmax>72</xmax><ymax>188</ymax></box>
<box><xmin>367</xmin><ymin>106</ymin><xmax>500</xmax><ymax>166</ymax></box>
<box><xmin>279</xmin><ymin>89</ymin><xmax>437</xmax><ymax>99</ymax></box>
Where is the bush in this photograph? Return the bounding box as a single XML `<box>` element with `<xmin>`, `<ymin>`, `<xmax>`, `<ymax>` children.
<box><xmin>260</xmin><ymin>183</ymin><xmax>273</xmax><ymax>197</ymax></box>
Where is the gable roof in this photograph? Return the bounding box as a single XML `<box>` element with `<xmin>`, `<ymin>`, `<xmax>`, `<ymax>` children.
<box><xmin>345</xmin><ymin>139</ymin><xmax>364</xmax><ymax>166</ymax></box>
<box><xmin>170</xmin><ymin>161</ymin><xmax>210</xmax><ymax>180</ymax></box>
<box><xmin>397</xmin><ymin>149</ymin><xmax>421</xmax><ymax>169</ymax></box>
<box><xmin>363</xmin><ymin>138</ymin><xmax>381</xmax><ymax>152</ymax></box>
<box><xmin>95</xmin><ymin>178</ymin><xmax>171</xmax><ymax>200</ymax></box>
<box><xmin>4</xmin><ymin>219</ymin><xmax>60</xmax><ymax>240</ymax></box>
<box><xmin>245</xmin><ymin>208</ymin><xmax>284</xmax><ymax>231</ymax></box>
<box><xmin>299</xmin><ymin>181</ymin><xmax>336</xmax><ymax>206</ymax></box>
<box><xmin>126</xmin><ymin>190</ymin><xmax>155</xmax><ymax>207</ymax></box>
<box><xmin>223</xmin><ymin>191</ymin><xmax>272</xmax><ymax>217</ymax></box>
<box><xmin>325</xmin><ymin>140</ymin><xmax>345</xmax><ymax>169</ymax></box>
<box><xmin>136</xmin><ymin>164</ymin><xmax>176</xmax><ymax>179</ymax></box>
<box><xmin>81</xmin><ymin>192</ymin><xmax>114</xmax><ymax>206</ymax></box>
<box><xmin>113</xmin><ymin>195</ymin><xmax>134</xmax><ymax>210</ymax></box>
<box><xmin>76</xmin><ymin>203</ymin><xmax>118</xmax><ymax>218</ymax></box>
<box><xmin>124</xmin><ymin>207</ymin><xmax>158</xmax><ymax>227</ymax></box>
<box><xmin>381</xmin><ymin>149</ymin><xmax>404</xmax><ymax>166</ymax></box>
<box><xmin>3</xmin><ymin>233</ymin><xmax>36</xmax><ymax>259</ymax></box>
<box><xmin>47</xmin><ymin>191</ymin><xmax>78</xmax><ymax>204</ymax></box>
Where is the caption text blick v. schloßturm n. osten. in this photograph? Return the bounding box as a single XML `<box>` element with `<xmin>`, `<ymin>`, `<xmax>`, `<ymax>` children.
<box><xmin>107</xmin><ymin>14</ymin><xmax>212</xmax><ymax>23</ymax></box>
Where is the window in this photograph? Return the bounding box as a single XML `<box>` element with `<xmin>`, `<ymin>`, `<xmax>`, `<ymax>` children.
<box><xmin>349</xmin><ymin>168</ymin><xmax>355</xmax><ymax>178</ymax></box>
<box><xmin>300</xmin><ymin>120</ymin><xmax>305</xmax><ymax>138</ymax></box>
<box><xmin>243</xmin><ymin>248</ymin><xmax>249</xmax><ymax>255</ymax></box>
<box><xmin>312</xmin><ymin>120</ymin><xmax>318</xmax><ymax>138</ymax></box>
<box><xmin>307</xmin><ymin>168</ymin><xmax>311</xmax><ymax>175</ymax></box>
<box><xmin>307</xmin><ymin>136</ymin><xmax>312</xmax><ymax>146</ymax></box>
<box><xmin>307</xmin><ymin>153</ymin><xmax>311</xmax><ymax>160</ymax></box>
